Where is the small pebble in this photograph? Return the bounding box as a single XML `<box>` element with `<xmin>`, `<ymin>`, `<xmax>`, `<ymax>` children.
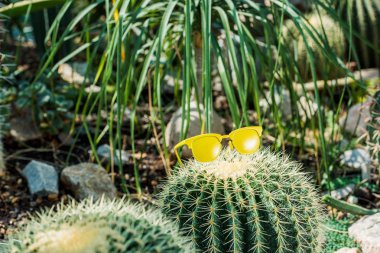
<box><xmin>48</xmin><ymin>194</ymin><xmax>59</xmax><ymax>201</ymax></box>
<box><xmin>36</xmin><ymin>197</ymin><xmax>43</xmax><ymax>205</ymax></box>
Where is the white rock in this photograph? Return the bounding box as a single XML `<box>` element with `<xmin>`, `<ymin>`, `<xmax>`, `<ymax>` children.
<box><xmin>340</xmin><ymin>149</ymin><xmax>371</xmax><ymax>167</ymax></box>
<box><xmin>165</xmin><ymin>100</ymin><xmax>225</xmax><ymax>157</ymax></box>
<box><xmin>349</xmin><ymin>213</ymin><xmax>380</xmax><ymax>253</ymax></box>
<box><xmin>340</xmin><ymin>148</ymin><xmax>372</xmax><ymax>180</ymax></box>
<box><xmin>212</xmin><ymin>75</ymin><xmax>223</xmax><ymax>92</ymax></box>
<box><xmin>340</xmin><ymin>99</ymin><xmax>372</xmax><ymax>137</ymax></box>
<box><xmin>330</xmin><ymin>184</ymin><xmax>355</xmax><ymax>200</ymax></box>
<box><xmin>85</xmin><ymin>85</ymin><xmax>101</xmax><ymax>93</ymax></box>
<box><xmin>163</xmin><ymin>73</ymin><xmax>183</xmax><ymax>94</ymax></box>
<box><xmin>259</xmin><ymin>88</ymin><xmax>317</xmax><ymax>122</ymax></box>
<box><xmin>259</xmin><ymin>88</ymin><xmax>290</xmax><ymax>116</ymax></box>
<box><xmin>347</xmin><ymin>195</ymin><xmax>359</xmax><ymax>205</ymax></box>
<box><xmin>58</xmin><ymin>62</ymin><xmax>92</xmax><ymax>85</ymax></box>
<box><xmin>334</xmin><ymin>248</ymin><xmax>359</xmax><ymax>253</ymax></box>
<box><xmin>214</xmin><ymin>96</ymin><xmax>228</xmax><ymax>110</ymax></box>
<box><xmin>298</xmin><ymin>95</ymin><xmax>318</xmax><ymax>121</ymax></box>
<box><xmin>113</xmin><ymin>104</ymin><xmax>131</xmax><ymax>121</ymax></box>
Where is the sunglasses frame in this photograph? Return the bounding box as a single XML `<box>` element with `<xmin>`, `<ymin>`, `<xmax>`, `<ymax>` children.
<box><xmin>174</xmin><ymin>126</ymin><xmax>263</xmax><ymax>166</ymax></box>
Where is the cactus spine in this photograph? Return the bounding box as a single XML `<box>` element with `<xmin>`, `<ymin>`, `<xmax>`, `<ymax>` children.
<box><xmin>6</xmin><ymin>198</ymin><xmax>193</xmax><ymax>253</ymax></box>
<box><xmin>160</xmin><ymin>149</ymin><xmax>325</xmax><ymax>253</ymax></box>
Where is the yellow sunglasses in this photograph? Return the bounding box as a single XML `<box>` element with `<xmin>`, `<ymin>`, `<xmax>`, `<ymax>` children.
<box><xmin>174</xmin><ymin>126</ymin><xmax>263</xmax><ymax>166</ymax></box>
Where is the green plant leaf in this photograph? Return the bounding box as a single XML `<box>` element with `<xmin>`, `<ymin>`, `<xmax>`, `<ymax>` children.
<box><xmin>0</xmin><ymin>0</ymin><xmax>66</xmax><ymax>17</ymax></box>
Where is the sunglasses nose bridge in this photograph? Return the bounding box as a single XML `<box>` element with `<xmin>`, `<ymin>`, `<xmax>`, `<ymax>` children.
<box><xmin>220</xmin><ymin>134</ymin><xmax>230</xmax><ymax>139</ymax></box>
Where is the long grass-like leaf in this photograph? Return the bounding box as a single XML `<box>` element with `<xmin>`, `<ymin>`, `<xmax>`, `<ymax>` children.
<box><xmin>0</xmin><ymin>0</ymin><xmax>65</xmax><ymax>17</ymax></box>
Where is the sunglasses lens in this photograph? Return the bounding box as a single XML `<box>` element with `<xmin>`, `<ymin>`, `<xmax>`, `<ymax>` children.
<box><xmin>192</xmin><ymin>136</ymin><xmax>221</xmax><ymax>162</ymax></box>
<box><xmin>232</xmin><ymin>129</ymin><xmax>260</xmax><ymax>154</ymax></box>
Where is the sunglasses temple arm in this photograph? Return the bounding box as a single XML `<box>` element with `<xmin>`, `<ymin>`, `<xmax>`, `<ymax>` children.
<box><xmin>256</xmin><ymin>126</ymin><xmax>263</xmax><ymax>136</ymax></box>
<box><xmin>175</xmin><ymin>151</ymin><xmax>184</xmax><ymax>166</ymax></box>
<box><xmin>174</xmin><ymin>142</ymin><xmax>186</xmax><ymax>167</ymax></box>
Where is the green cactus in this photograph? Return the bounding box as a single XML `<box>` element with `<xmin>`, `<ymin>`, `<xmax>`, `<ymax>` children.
<box><xmin>323</xmin><ymin>195</ymin><xmax>380</xmax><ymax>215</ymax></box>
<box><xmin>5</xmin><ymin>198</ymin><xmax>193</xmax><ymax>253</ymax></box>
<box><xmin>159</xmin><ymin>149</ymin><xmax>325</xmax><ymax>253</ymax></box>
<box><xmin>284</xmin><ymin>12</ymin><xmax>346</xmax><ymax>81</ymax></box>
<box><xmin>334</xmin><ymin>0</ymin><xmax>380</xmax><ymax>68</ymax></box>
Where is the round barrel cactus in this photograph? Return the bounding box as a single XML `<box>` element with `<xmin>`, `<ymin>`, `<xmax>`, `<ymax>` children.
<box><xmin>367</xmin><ymin>91</ymin><xmax>380</xmax><ymax>166</ymax></box>
<box><xmin>284</xmin><ymin>12</ymin><xmax>345</xmax><ymax>81</ymax></box>
<box><xmin>160</xmin><ymin>149</ymin><xmax>325</xmax><ymax>253</ymax></box>
<box><xmin>6</xmin><ymin>198</ymin><xmax>193</xmax><ymax>253</ymax></box>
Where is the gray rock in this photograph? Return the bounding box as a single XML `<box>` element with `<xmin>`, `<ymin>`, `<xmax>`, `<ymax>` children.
<box><xmin>22</xmin><ymin>161</ymin><xmax>59</xmax><ymax>197</ymax></box>
<box><xmin>10</xmin><ymin>115</ymin><xmax>42</xmax><ymax>142</ymax></box>
<box><xmin>95</xmin><ymin>144</ymin><xmax>130</xmax><ymax>165</ymax></box>
<box><xmin>61</xmin><ymin>163</ymin><xmax>117</xmax><ymax>201</ymax></box>
<box><xmin>340</xmin><ymin>99</ymin><xmax>372</xmax><ymax>137</ymax></box>
<box><xmin>349</xmin><ymin>213</ymin><xmax>380</xmax><ymax>253</ymax></box>
<box><xmin>334</xmin><ymin>248</ymin><xmax>359</xmax><ymax>253</ymax></box>
<box><xmin>340</xmin><ymin>148</ymin><xmax>372</xmax><ymax>180</ymax></box>
<box><xmin>165</xmin><ymin>100</ymin><xmax>225</xmax><ymax>157</ymax></box>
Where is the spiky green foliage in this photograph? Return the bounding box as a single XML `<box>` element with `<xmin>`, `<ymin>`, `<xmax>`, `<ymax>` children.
<box><xmin>160</xmin><ymin>149</ymin><xmax>325</xmax><ymax>253</ymax></box>
<box><xmin>0</xmin><ymin>105</ymin><xmax>5</xmax><ymax>172</ymax></box>
<box><xmin>322</xmin><ymin>216</ymin><xmax>359</xmax><ymax>253</ymax></box>
<box><xmin>0</xmin><ymin>18</ymin><xmax>10</xmax><ymax>173</ymax></box>
<box><xmin>0</xmin><ymin>0</ymin><xmax>65</xmax><ymax>17</ymax></box>
<box><xmin>33</xmin><ymin>0</ymin><xmax>359</xmax><ymax>193</ymax></box>
<box><xmin>367</xmin><ymin>91</ymin><xmax>380</xmax><ymax>169</ymax></box>
<box><xmin>284</xmin><ymin>11</ymin><xmax>345</xmax><ymax>81</ymax></box>
<box><xmin>6</xmin><ymin>198</ymin><xmax>194</xmax><ymax>253</ymax></box>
